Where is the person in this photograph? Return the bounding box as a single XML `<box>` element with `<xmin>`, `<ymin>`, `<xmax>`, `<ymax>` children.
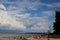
<box><xmin>22</xmin><ymin>37</ymin><xmax>27</xmax><ymax>40</ymax></box>
<box><xmin>20</xmin><ymin>36</ymin><xmax>23</xmax><ymax>40</ymax></box>
<box><xmin>34</xmin><ymin>35</ymin><xmax>40</xmax><ymax>40</ymax></box>
<box><xmin>16</xmin><ymin>36</ymin><xmax>22</xmax><ymax>40</ymax></box>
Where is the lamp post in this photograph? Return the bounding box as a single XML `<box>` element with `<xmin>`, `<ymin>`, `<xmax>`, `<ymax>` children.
<box><xmin>48</xmin><ymin>30</ymin><xmax>50</xmax><ymax>40</ymax></box>
<box><xmin>48</xmin><ymin>25</ymin><xmax>51</xmax><ymax>40</ymax></box>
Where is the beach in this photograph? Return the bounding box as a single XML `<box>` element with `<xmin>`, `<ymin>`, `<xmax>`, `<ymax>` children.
<box><xmin>0</xmin><ymin>34</ymin><xmax>60</xmax><ymax>40</ymax></box>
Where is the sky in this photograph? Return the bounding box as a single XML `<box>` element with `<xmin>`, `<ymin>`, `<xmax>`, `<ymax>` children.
<box><xmin>0</xmin><ymin>0</ymin><xmax>60</xmax><ymax>33</ymax></box>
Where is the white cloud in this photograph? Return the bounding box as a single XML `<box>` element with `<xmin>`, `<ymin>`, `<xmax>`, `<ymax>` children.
<box><xmin>0</xmin><ymin>4</ymin><xmax>26</xmax><ymax>30</ymax></box>
<box><xmin>15</xmin><ymin>13</ymin><xmax>30</xmax><ymax>18</ymax></box>
<box><xmin>0</xmin><ymin>4</ymin><xmax>6</xmax><ymax>10</ymax></box>
<box><xmin>4</xmin><ymin>0</ymin><xmax>42</xmax><ymax>11</ymax></box>
<box><xmin>52</xmin><ymin>3</ymin><xmax>60</xmax><ymax>7</ymax></box>
<box><xmin>2</xmin><ymin>0</ymin><xmax>60</xmax><ymax>12</ymax></box>
<box><xmin>15</xmin><ymin>15</ymin><xmax>54</xmax><ymax>32</ymax></box>
<box><xmin>42</xmin><ymin>2</ymin><xmax>60</xmax><ymax>7</ymax></box>
<box><xmin>1</xmin><ymin>0</ymin><xmax>60</xmax><ymax>10</ymax></box>
<box><xmin>7</xmin><ymin>5</ymin><xmax>18</xmax><ymax>11</ymax></box>
<box><xmin>42</xmin><ymin>11</ymin><xmax>53</xmax><ymax>16</ymax></box>
<box><xmin>10</xmin><ymin>10</ymin><xmax>54</xmax><ymax>33</ymax></box>
<box><xmin>41</xmin><ymin>11</ymin><xmax>55</xmax><ymax>23</ymax></box>
<box><xmin>0</xmin><ymin>0</ymin><xmax>55</xmax><ymax>33</ymax></box>
<box><xmin>30</xmin><ymin>17</ymin><xmax>50</xmax><ymax>32</ymax></box>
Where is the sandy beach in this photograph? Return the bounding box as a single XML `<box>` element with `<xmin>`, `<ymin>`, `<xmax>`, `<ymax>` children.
<box><xmin>0</xmin><ymin>34</ymin><xmax>60</xmax><ymax>40</ymax></box>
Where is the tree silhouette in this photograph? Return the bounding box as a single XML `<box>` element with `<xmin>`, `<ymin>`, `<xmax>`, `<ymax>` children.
<box><xmin>53</xmin><ymin>11</ymin><xmax>60</xmax><ymax>35</ymax></box>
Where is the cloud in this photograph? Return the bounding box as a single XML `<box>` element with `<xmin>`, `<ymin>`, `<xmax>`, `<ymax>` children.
<box><xmin>15</xmin><ymin>13</ymin><xmax>30</xmax><ymax>18</ymax></box>
<box><xmin>30</xmin><ymin>17</ymin><xmax>51</xmax><ymax>32</ymax></box>
<box><xmin>0</xmin><ymin>0</ymin><xmax>60</xmax><ymax>9</ymax></box>
<box><xmin>0</xmin><ymin>4</ymin><xmax>6</xmax><ymax>10</ymax></box>
<box><xmin>7</xmin><ymin>5</ymin><xmax>18</xmax><ymax>11</ymax></box>
<box><xmin>0</xmin><ymin>4</ymin><xmax>26</xmax><ymax>30</ymax></box>
<box><xmin>7</xmin><ymin>8</ymin><xmax>54</xmax><ymax>33</ymax></box>
<box><xmin>14</xmin><ymin>14</ymin><xmax>54</xmax><ymax>33</ymax></box>
<box><xmin>2</xmin><ymin>0</ymin><xmax>43</xmax><ymax>11</ymax></box>
<box><xmin>23</xmin><ymin>17</ymin><xmax>53</xmax><ymax>33</ymax></box>
<box><xmin>41</xmin><ymin>10</ymin><xmax>55</xmax><ymax>22</ymax></box>
<box><xmin>42</xmin><ymin>2</ymin><xmax>60</xmax><ymax>7</ymax></box>
<box><xmin>0</xmin><ymin>0</ymin><xmax>55</xmax><ymax>33</ymax></box>
<box><xmin>42</xmin><ymin>11</ymin><xmax>54</xmax><ymax>16</ymax></box>
<box><xmin>52</xmin><ymin>3</ymin><xmax>60</xmax><ymax>7</ymax></box>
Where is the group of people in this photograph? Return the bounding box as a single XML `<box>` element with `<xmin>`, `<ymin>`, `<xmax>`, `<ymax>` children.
<box><xmin>16</xmin><ymin>35</ymin><xmax>41</xmax><ymax>40</ymax></box>
<box><xmin>16</xmin><ymin>36</ymin><xmax>27</xmax><ymax>40</ymax></box>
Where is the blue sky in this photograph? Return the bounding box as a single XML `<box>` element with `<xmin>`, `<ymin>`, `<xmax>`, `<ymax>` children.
<box><xmin>0</xmin><ymin>0</ymin><xmax>60</xmax><ymax>33</ymax></box>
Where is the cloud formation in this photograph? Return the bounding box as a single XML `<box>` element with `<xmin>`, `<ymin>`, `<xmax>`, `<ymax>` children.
<box><xmin>0</xmin><ymin>4</ymin><xmax>26</xmax><ymax>30</ymax></box>
<box><xmin>0</xmin><ymin>0</ymin><xmax>58</xmax><ymax>33</ymax></box>
<box><xmin>14</xmin><ymin>13</ymin><xmax>54</xmax><ymax>33</ymax></box>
